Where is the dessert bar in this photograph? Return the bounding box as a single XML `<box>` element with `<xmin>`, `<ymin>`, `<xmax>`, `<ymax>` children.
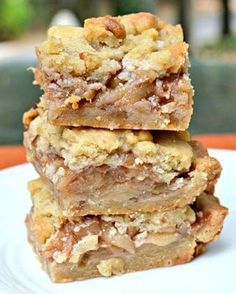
<box><xmin>35</xmin><ymin>13</ymin><xmax>193</xmax><ymax>130</ymax></box>
<box><xmin>23</xmin><ymin>110</ymin><xmax>221</xmax><ymax>216</ymax></box>
<box><xmin>26</xmin><ymin>179</ymin><xmax>227</xmax><ymax>282</ymax></box>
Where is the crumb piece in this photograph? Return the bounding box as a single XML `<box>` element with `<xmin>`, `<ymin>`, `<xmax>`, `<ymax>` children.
<box><xmin>97</xmin><ymin>258</ymin><xmax>125</xmax><ymax>277</ymax></box>
<box><xmin>32</xmin><ymin>215</ymin><xmax>54</xmax><ymax>244</ymax></box>
<box><xmin>22</xmin><ymin>107</ymin><xmax>39</xmax><ymax>129</ymax></box>
<box><xmin>85</xmin><ymin>15</ymin><xmax>126</xmax><ymax>47</ymax></box>
<box><xmin>64</xmin><ymin>91</ymin><xmax>97</xmax><ymax>110</ymax></box>
<box><xmin>64</xmin><ymin>95</ymin><xmax>80</xmax><ymax>110</ymax></box>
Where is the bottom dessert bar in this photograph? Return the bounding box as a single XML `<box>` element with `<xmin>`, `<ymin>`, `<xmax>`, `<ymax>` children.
<box><xmin>25</xmin><ymin>179</ymin><xmax>227</xmax><ymax>283</ymax></box>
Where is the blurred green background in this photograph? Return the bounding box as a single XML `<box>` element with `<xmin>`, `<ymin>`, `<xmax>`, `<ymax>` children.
<box><xmin>0</xmin><ymin>0</ymin><xmax>236</xmax><ymax>144</ymax></box>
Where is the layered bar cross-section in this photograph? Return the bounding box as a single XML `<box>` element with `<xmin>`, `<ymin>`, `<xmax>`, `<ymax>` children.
<box><xmin>35</xmin><ymin>13</ymin><xmax>193</xmax><ymax>130</ymax></box>
<box><xmin>26</xmin><ymin>179</ymin><xmax>228</xmax><ymax>282</ymax></box>
<box><xmin>23</xmin><ymin>109</ymin><xmax>221</xmax><ymax>216</ymax></box>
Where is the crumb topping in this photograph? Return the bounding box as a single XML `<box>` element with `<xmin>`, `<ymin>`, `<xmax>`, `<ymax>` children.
<box><xmin>26</xmin><ymin>111</ymin><xmax>193</xmax><ymax>172</ymax></box>
<box><xmin>36</xmin><ymin>13</ymin><xmax>188</xmax><ymax>81</ymax></box>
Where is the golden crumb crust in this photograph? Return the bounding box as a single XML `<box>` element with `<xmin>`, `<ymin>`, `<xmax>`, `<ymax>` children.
<box><xmin>25</xmin><ymin>109</ymin><xmax>193</xmax><ymax>172</ymax></box>
<box><xmin>36</xmin><ymin>12</ymin><xmax>188</xmax><ymax>78</ymax></box>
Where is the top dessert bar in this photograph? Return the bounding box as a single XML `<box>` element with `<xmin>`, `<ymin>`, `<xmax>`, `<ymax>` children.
<box><xmin>35</xmin><ymin>13</ymin><xmax>193</xmax><ymax>130</ymax></box>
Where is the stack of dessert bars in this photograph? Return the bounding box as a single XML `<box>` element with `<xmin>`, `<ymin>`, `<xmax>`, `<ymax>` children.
<box><xmin>23</xmin><ymin>13</ymin><xmax>227</xmax><ymax>283</ymax></box>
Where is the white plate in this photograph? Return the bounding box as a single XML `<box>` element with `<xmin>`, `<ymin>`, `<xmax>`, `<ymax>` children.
<box><xmin>0</xmin><ymin>149</ymin><xmax>235</xmax><ymax>294</ymax></box>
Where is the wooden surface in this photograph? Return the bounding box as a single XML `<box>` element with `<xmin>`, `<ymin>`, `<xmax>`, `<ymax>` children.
<box><xmin>0</xmin><ymin>133</ymin><xmax>236</xmax><ymax>170</ymax></box>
